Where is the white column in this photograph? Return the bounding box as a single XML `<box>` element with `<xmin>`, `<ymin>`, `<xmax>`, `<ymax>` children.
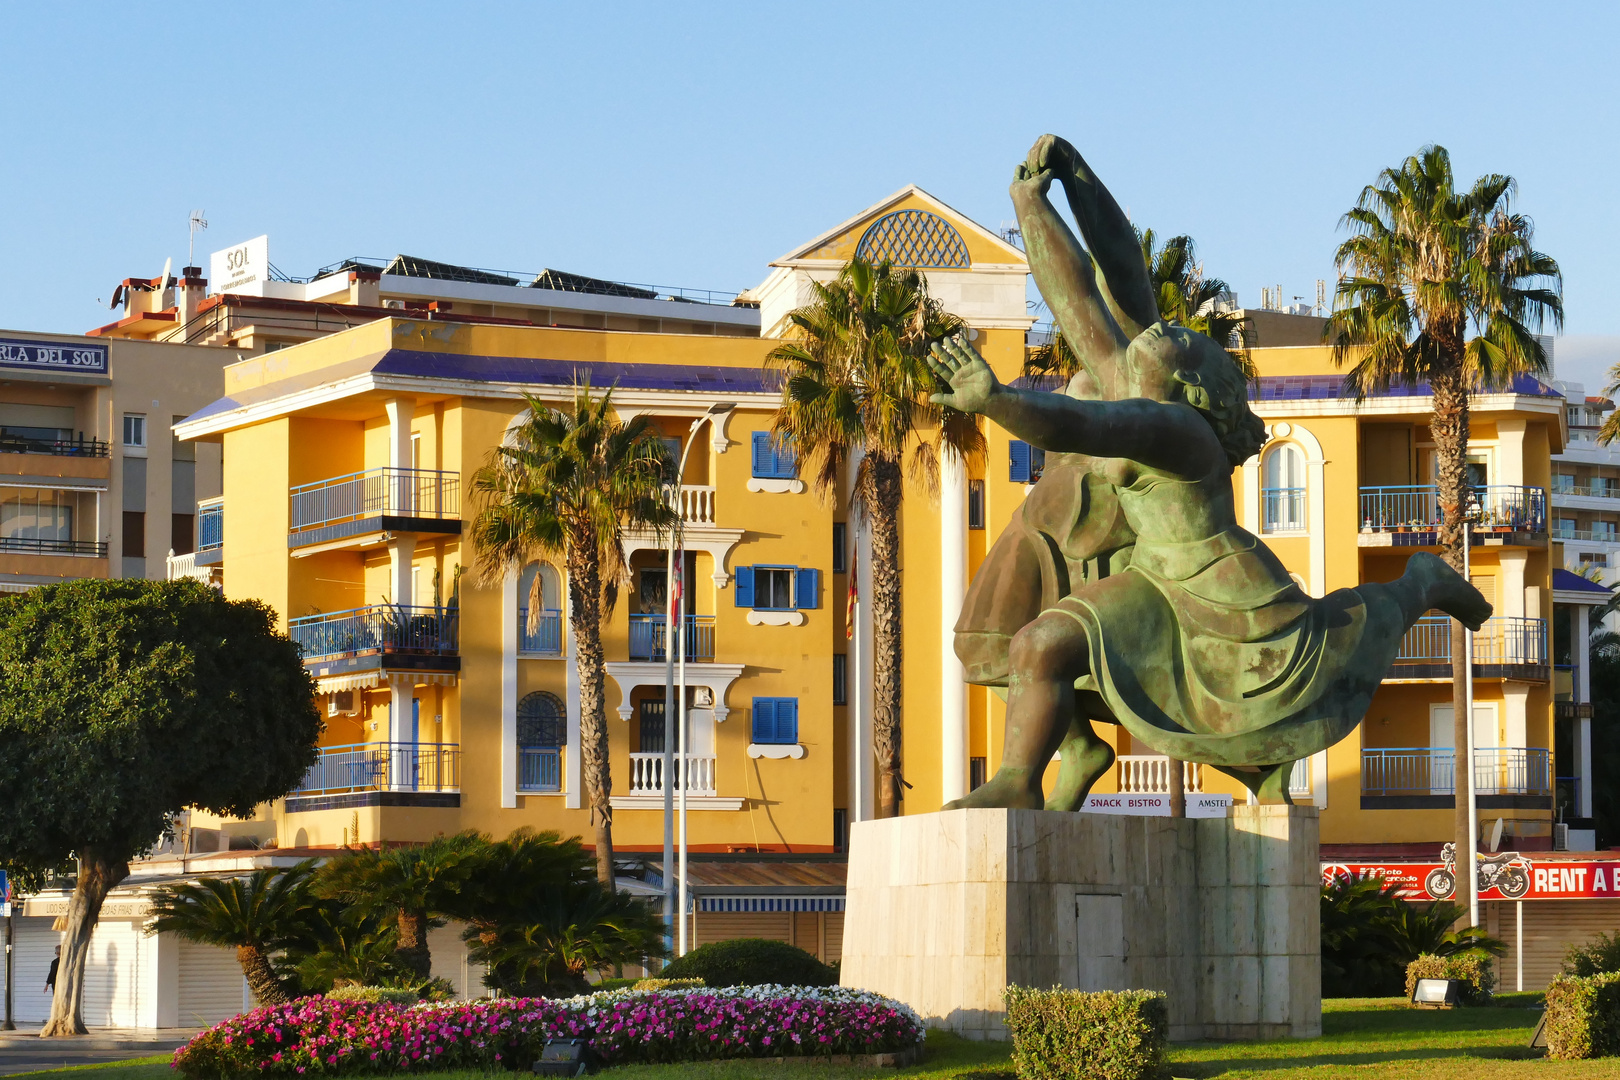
<box><xmin>389</xmin><ymin>537</ymin><xmax>416</xmax><ymax>608</ymax></box>
<box><xmin>1241</xmin><ymin>455</ymin><xmax>1261</xmax><ymax>534</ymax></box>
<box><xmin>940</xmin><ymin>453</ymin><xmax>968</xmax><ymax>804</ymax></box>
<box><xmin>384</xmin><ymin>396</ymin><xmax>417</xmax><ymax>514</ymax></box>
<box><xmin>1497</xmin><ymin>418</ymin><xmax>1527</xmax><ymax>488</ymax></box>
<box><xmin>1502</xmin><ymin>684</ymin><xmax>1528</xmax><ymax>748</ymax></box>
<box><xmin>1306</xmin><ymin>457</ymin><xmax>1327</xmax><ymax>598</ymax></box>
<box><xmin>1578</xmin><ymin>603</ymin><xmax>1594</xmax><ymax>817</ymax></box>
<box><xmin>564</xmin><ymin>573</ymin><xmax>582</xmax><ymax>810</ymax></box>
<box><xmin>502</xmin><ymin>569</ymin><xmax>519</xmax><ymax>809</ymax></box>
<box><xmin>1499</xmin><ymin>551</ymin><xmax>1527</xmax><ymax>619</ymax></box>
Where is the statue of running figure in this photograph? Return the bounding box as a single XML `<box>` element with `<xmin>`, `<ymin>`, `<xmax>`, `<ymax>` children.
<box><xmin>930</xmin><ymin>137</ymin><xmax>1493</xmax><ymax>809</ymax></box>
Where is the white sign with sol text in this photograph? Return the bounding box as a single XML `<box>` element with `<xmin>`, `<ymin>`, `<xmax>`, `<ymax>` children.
<box><xmin>1081</xmin><ymin>793</ymin><xmax>1232</xmax><ymax>818</ymax></box>
<box><xmin>210</xmin><ymin>235</ymin><xmax>269</xmax><ymax>295</ymax></box>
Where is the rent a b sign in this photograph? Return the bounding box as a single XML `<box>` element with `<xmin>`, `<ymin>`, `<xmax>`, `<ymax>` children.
<box><xmin>0</xmin><ymin>337</ymin><xmax>107</xmax><ymax>375</ymax></box>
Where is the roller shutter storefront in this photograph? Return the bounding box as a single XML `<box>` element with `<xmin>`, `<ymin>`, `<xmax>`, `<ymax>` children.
<box><xmin>12</xmin><ymin>917</ymin><xmax>59</xmax><ymax>1024</ymax></box>
<box><xmin>1491</xmin><ymin>898</ymin><xmax>1620</xmax><ymax>990</ymax></box>
<box><xmin>177</xmin><ymin>940</ymin><xmax>246</xmax><ymax>1027</ymax></box>
<box><xmin>79</xmin><ymin>920</ymin><xmax>141</xmax><ymax>1028</ymax></box>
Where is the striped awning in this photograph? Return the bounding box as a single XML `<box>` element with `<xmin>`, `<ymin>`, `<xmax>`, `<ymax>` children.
<box><xmin>697</xmin><ymin>896</ymin><xmax>844</xmax><ymax>913</ymax></box>
<box><xmin>315</xmin><ymin>670</ymin><xmax>458</xmax><ymax>694</ymax></box>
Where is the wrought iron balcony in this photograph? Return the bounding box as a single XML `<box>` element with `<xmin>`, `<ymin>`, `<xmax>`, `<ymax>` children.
<box><xmin>288</xmin><ymin>604</ymin><xmax>458</xmax><ymax>662</ymax></box>
<box><xmin>0</xmin><ymin>433</ymin><xmax>108</xmax><ymax>458</ymax></box>
<box><xmin>518</xmin><ymin>607</ymin><xmax>563</xmax><ymax>655</ymax></box>
<box><xmin>0</xmin><ymin>535</ymin><xmax>107</xmax><ymax>557</ymax></box>
<box><xmin>628</xmin><ymin>613</ymin><xmax>716</xmax><ymax>662</ymax></box>
<box><xmin>518</xmin><ymin>747</ymin><xmax>562</xmax><ymax>792</ymax></box>
<box><xmin>1361</xmin><ymin>747</ymin><xmax>1550</xmax><ymax>801</ymax></box>
<box><xmin>627</xmin><ymin>752</ymin><xmax>718</xmax><ymax>798</ymax></box>
<box><xmin>1358</xmin><ymin>485</ymin><xmax>1547</xmax><ymax>538</ymax></box>
<box><xmin>288</xmin><ymin>467</ymin><xmax>460</xmax><ymax>543</ymax></box>
<box><xmin>292</xmin><ymin>741</ymin><xmax>460</xmax><ymax>795</ymax></box>
<box><xmin>1389</xmin><ymin>616</ymin><xmax>1547</xmax><ymax>680</ymax></box>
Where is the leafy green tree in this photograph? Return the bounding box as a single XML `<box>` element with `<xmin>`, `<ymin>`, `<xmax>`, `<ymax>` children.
<box><xmin>469</xmin><ymin>387</ymin><xmax>676</xmax><ymax>882</ymax></box>
<box><xmin>0</xmin><ymin>579</ymin><xmax>319</xmax><ymax>1035</ymax></box>
<box><xmin>466</xmin><ymin>880</ymin><xmax>665</xmax><ymax>997</ymax></box>
<box><xmin>451</xmin><ymin>828</ymin><xmax>595</xmax><ymax>941</ymax></box>
<box><xmin>315</xmin><ymin>831</ymin><xmax>486</xmax><ymax>979</ymax></box>
<box><xmin>1326</xmin><ymin>144</ymin><xmax>1562</xmax><ymax>884</ymax></box>
<box><xmin>1321</xmin><ymin>872</ymin><xmax>1501</xmax><ymax>997</ymax></box>
<box><xmin>768</xmin><ymin>258</ymin><xmax>979</xmax><ymax>816</ymax></box>
<box><xmin>146</xmin><ymin>862</ymin><xmax>317</xmax><ymax>1006</ymax></box>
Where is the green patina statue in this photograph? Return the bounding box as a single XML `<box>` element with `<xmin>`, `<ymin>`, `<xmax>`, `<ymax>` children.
<box><xmin>932</xmin><ymin>135</ymin><xmax>1492</xmax><ymax>809</ymax></box>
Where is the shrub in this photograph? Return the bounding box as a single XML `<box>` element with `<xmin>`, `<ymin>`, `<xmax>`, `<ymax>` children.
<box><xmin>1404</xmin><ymin>951</ymin><xmax>1496</xmax><ymax>1005</ymax></box>
<box><xmin>1002</xmin><ymin>985</ymin><xmax>1168</xmax><ymax>1080</ymax></box>
<box><xmin>1565</xmin><ymin>931</ymin><xmax>1620</xmax><ymax>978</ymax></box>
<box><xmin>634</xmin><ymin>977</ymin><xmax>705</xmax><ymax>990</ymax></box>
<box><xmin>659</xmin><ymin>938</ymin><xmax>836</xmax><ymax>988</ymax></box>
<box><xmin>1544</xmin><ymin>971</ymin><xmax>1620</xmax><ymax>1059</ymax></box>
<box><xmin>1320</xmin><ymin>872</ymin><xmax>1503</xmax><ymax>997</ymax></box>
<box><xmin>171</xmin><ymin>986</ymin><xmax>923</xmax><ymax>1078</ymax></box>
<box><xmin>326</xmin><ymin>984</ymin><xmax>421</xmax><ymax>1006</ymax></box>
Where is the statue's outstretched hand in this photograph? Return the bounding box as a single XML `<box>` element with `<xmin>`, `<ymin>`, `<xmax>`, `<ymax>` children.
<box><xmin>928</xmin><ymin>334</ymin><xmax>1002</xmax><ymax>416</ymax></box>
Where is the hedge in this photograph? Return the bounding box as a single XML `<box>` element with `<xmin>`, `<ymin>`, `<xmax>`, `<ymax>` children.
<box><xmin>171</xmin><ymin>985</ymin><xmax>922</xmax><ymax>1078</ymax></box>
<box><xmin>1002</xmin><ymin>986</ymin><xmax>1168</xmax><ymax>1080</ymax></box>
<box><xmin>1545</xmin><ymin>971</ymin><xmax>1620</xmax><ymax>1060</ymax></box>
<box><xmin>659</xmin><ymin>938</ymin><xmax>837</xmax><ymax>988</ymax></box>
<box><xmin>1403</xmin><ymin>952</ymin><xmax>1495</xmax><ymax>1005</ymax></box>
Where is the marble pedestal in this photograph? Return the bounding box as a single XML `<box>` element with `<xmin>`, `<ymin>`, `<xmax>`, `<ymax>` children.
<box><xmin>839</xmin><ymin>806</ymin><xmax>1320</xmax><ymax>1042</ymax></box>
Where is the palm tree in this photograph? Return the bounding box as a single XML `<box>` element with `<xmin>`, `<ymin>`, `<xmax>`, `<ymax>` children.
<box><xmin>768</xmin><ymin>258</ymin><xmax>980</xmax><ymax>817</ymax></box>
<box><xmin>314</xmin><ymin>831</ymin><xmax>486</xmax><ymax>978</ymax></box>
<box><xmin>470</xmin><ymin>385</ymin><xmax>676</xmax><ymax>884</ymax></box>
<box><xmin>146</xmin><ymin>861</ymin><xmax>317</xmax><ymax>1007</ymax></box>
<box><xmin>464</xmin><ymin>880</ymin><xmax>666</xmax><ymax>997</ymax></box>
<box><xmin>1024</xmin><ymin>229</ymin><xmax>1253</xmax><ymax>382</ymax></box>
<box><xmin>1325</xmin><ymin>144</ymin><xmax>1563</xmax><ymax>890</ymax></box>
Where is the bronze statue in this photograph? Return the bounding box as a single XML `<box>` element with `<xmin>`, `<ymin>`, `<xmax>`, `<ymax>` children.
<box><xmin>933</xmin><ymin>136</ymin><xmax>1492</xmax><ymax>808</ymax></box>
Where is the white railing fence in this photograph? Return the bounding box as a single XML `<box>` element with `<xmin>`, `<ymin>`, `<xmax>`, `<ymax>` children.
<box><xmin>1116</xmin><ymin>755</ymin><xmax>1204</xmax><ymax>794</ymax></box>
<box><xmin>627</xmin><ymin>751</ymin><xmax>718</xmax><ymax>797</ymax></box>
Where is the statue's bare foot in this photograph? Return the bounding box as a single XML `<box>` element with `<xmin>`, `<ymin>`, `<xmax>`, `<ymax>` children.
<box><xmin>1410</xmin><ymin>551</ymin><xmax>1492</xmax><ymax>631</ymax></box>
<box><xmin>942</xmin><ymin>767</ymin><xmax>1045</xmax><ymax>811</ymax></box>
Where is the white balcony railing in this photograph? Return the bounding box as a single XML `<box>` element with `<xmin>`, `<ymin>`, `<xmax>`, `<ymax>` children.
<box><xmin>628</xmin><ymin>752</ymin><xmax>718</xmax><ymax>797</ymax></box>
<box><xmin>1116</xmin><ymin>755</ymin><xmax>1203</xmax><ymax>794</ymax></box>
<box><xmin>667</xmin><ymin>484</ymin><xmax>716</xmax><ymax>525</ymax></box>
<box><xmin>166</xmin><ymin>549</ymin><xmax>213</xmax><ymax>584</ymax></box>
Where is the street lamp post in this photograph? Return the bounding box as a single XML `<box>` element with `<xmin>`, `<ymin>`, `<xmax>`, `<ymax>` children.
<box><xmin>661</xmin><ymin>402</ymin><xmax>733</xmax><ymax>959</ymax></box>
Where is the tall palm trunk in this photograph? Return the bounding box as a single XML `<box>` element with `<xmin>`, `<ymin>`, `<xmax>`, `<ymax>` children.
<box><xmin>395</xmin><ymin>909</ymin><xmax>431</xmax><ymax>979</ymax></box>
<box><xmin>1431</xmin><ymin>364</ymin><xmax>1474</xmax><ymax>903</ymax></box>
<box><xmin>41</xmin><ymin>850</ymin><xmax>128</xmax><ymax>1037</ymax></box>
<box><xmin>868</xmin><ymin>454</ymin><xmax>905</xmax><ymax>818</ymax></box>
<box><xmin>569</xmin><ymin>538</ymin><xmax>614</xmax><ymax>885</ymax></box>
<box><xmin>235</xmin><ymin>944</ymin><xmax>290</xmax><ymax>1006</ymax></box>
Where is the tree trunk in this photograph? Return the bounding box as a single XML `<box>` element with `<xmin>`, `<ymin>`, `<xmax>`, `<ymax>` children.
<box><xmin>1431</xmin><ymin>364</ymin><xmax>1475</xmax><ymax>918</ymax></box>
<box><xmin>395</xmin><ymin>910</ymin><xmax>431</xmax><ymax>980</ymax></box>
<box><xmin>41</xmin><ymin>850</ymin><xmax>128</xmax><ymax>1038</ymax></box>
<box><xmin>235</xmin><ymin>944</ymin><xmax>290</xmax><ymax>1007</ymax></box>
<box><xmin>570</xmin><ymin>541</ymin><xmax>615</xmax><ymax>886</ymax></box>
<box><xmin>868</xmin><ymin>456</ymin><xmax>905</xmax><ymax>819</ymax></box>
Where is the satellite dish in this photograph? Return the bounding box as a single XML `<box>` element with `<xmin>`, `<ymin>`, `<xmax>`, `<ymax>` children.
<box><xmin>158</xmin><ymin>257</ymin><xmax>173</xmax><ymax>294</ymax></box>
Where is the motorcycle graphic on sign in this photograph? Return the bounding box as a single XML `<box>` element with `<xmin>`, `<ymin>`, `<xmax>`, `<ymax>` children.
<box><xmin>1423</xmin><ymin>842</ymin><xmax>1532</xmax><ymax>900</ymax></box>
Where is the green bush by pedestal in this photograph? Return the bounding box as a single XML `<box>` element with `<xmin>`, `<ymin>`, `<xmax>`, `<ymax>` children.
<box><xmin>1545</xmin><ymin>971</ymin><xmax>1620</xmax><ymax>1059</ymax></box>
<box><xmin>1002</xmin><ymin>986</ymin><xmax>1168</xmax><ymax>1080</ymax></box>
<box><xmin>1403</xmin><ymin>951</ymin><xmax>1495</xmax><ymax>1004</ymax></box>
<box><xmin>658</xmin><ymin>939</ymin><xmax>836</xmax><ymax>987</ymax></box>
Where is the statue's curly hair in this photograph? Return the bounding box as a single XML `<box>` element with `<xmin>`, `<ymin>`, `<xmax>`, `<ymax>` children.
<box><xmin>1170</xmin><ymin>336</ymin><xmax>1266</xmax><ymax>467</ymax></box>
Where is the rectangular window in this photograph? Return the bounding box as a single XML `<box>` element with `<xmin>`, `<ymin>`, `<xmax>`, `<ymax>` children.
<box><xmin>1554</xmin><ymin>475</ymin><xmax>1576</xmax><ymax>494</ymax></box>
<box><xmin>968</xmin><ymin>480</ymin><xmax>986</xmax><ymax>530</ymax></box>
<box><xmin>122</xmin><ymin>414</ymin><xmax>146</xmax><ymax>448</ymax></box>
<box><xmin>832</xmin><ymin>522</ymin><xmax>847</xmax><ymax>573</ymax></box>
<box><xmin>1555</xmin><ymin>518</ymin><xmax>1578</xmax><ymax>539</ymax></box>
<box><xmin>171</xmin><ymin>514</ymin><xmax>194</xmax><ymax>556</ymax></box>
<box><xmin>122</xmin><ymin>511</ymin><xmax>146</xmax><ymax>558</ymax></box>
<box><xmin>750</xmin><ymin>431</ymin><xmax>797</xmax><ymax>479</ymax></box>
<box><xmin>833</xmin><ymin>808</ymin><xmax>848</xmax><ymax>854</ymax></box>
<box><xmin>970</xmin><ymin>757</ymin><xmax>988</xmax><ymax>791</ymax></box>
<box><xmin>751</xmin><ymin>697</ymin><xmax>799</xmax><ymax>745</ymax></box>
<box><xmin>1009</xmin><ymin>440</ymin><xmax>1045</xmax><ymax>483</ymax></box>
<box><xmin>833</xmin><ymin>654</ymin><xmax>847</xmax><ymax>706</ymax></box>
<box><xmin>1597</xmin><ymin>521</ymin><xmax>1618</xmax><ymax>542</ymax></box>
<box><xmin>734</xmin><ymin>565</ymin><xmax>817</xmax><ymax>610</ymax></box>
<box><xmin>638</xmin><ymin>699</ymin><xmax>666</xmax><ymax>755</ymax></box>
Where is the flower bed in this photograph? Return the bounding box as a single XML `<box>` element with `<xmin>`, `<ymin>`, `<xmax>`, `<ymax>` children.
<box><xmin>172</xmin><ymin>985</ymin><xmax>924</xmax><ymax>1078</ymax></box>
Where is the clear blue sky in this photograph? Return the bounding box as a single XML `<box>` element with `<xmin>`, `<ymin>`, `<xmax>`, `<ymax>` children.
<box><xmin>3</xmin><ymin>3</ymin><xmax>1616</xmax><ymax>382</ymax></box>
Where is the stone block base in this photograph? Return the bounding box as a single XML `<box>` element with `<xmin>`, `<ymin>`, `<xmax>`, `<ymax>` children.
<box><xmin>839</xmin><ymin>807</ymin><xmax>1320</xmax><ymax>1042</ymax></box>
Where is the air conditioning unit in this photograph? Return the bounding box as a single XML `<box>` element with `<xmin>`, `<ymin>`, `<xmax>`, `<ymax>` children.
<box><xmin>383</xmin><ymin>299</ymin><xmax>405</xmax><ymax>309</ymax></box>
<box><xmin>693</xmin><ymin>687</ymin><xmax>714</xmax><ymax>708</ymax></box>
<box><xmin>1555</xmin><ymin>823</ymin><xmax>1570</xmax><ymax>851</ymax></box>
<box><xmin>328</xmin><ymin>690</ymin><xmax>358</xmax><ymax>717</ymax></box>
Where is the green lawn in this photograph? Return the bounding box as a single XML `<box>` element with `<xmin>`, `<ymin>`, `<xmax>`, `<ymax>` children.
<box><xmin>8</xmin><ymin>997</ymin><xmax>1614</xmax><ymax>1080</ymax></box>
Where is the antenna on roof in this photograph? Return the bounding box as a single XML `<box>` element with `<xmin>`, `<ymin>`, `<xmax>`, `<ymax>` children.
<box><xmin>188</xmin><ymin>210</ymin><xmax>208</xmax><ymax>267</ymax></box>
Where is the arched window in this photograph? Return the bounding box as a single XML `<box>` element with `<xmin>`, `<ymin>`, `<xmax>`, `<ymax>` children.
<box><xmin>1262</xmin><ymin>443</ymin><xmax>1306</xmax><ymax>532</ymax></box>
<box><xmin>517</xmin><ymin>691</ymin><xmax>566</xmax><ymax>748</ymax></box>
<box><xmin>517</xmin><ymin>562</ymin><xmax>563</xmax><ymax>654</ymax></box>
<box><xmin>517</xmin><ymin>691</ymin><xmax>565</xmax><ymax>793</ymax></box>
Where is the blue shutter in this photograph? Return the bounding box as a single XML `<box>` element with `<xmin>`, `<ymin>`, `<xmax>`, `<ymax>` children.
<box><xmin>1009</xmin><ymin>440</ymin><xmax>1031</xmax><ymax>483</ymax></box>
<box><xmin>752</xmin><ymin>698</ymin><xmax>775</xmax><ymax>744</ymax></box>
<box><xmin>751</xmin><ymin>432</ymin><xmax>773</xmax><ymax>477</ymax></box>
<box><xmin>795</xmin><ymin>567</ymin><xmax>819</xmax><ymax>609</ymax></box>
<box><xmin>778</xmin><ymin>698</ymin><xmax>799</xmax><ymax>744</ymax></box>
<box><xmin>774</xmin><ymin>440</ymin><xmax>798</xmax><ymax>479</ymax></box>
<box><xmin>734</xmin><ymin>566</ymin><xmax>754</xmax><ymax>608</ymax></box>
<box><xmin>1031</xmin><ymin>446</ymin><xmax>1046</xmax><ymax>480</ymax></box>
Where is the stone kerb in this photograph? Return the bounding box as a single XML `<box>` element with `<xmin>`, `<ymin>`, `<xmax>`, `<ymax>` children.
<box><xmin>840</xmin><ymin>805</ymin><xmax>1321</xmax><ymax>1042</ymax></box>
